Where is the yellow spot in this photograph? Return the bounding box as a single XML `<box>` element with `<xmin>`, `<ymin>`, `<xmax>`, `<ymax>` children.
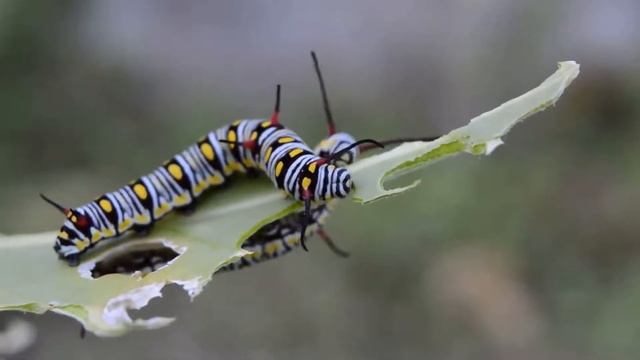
<box><xmin>289</xmin><ymin>148</ymin><xmax>303</xmax><ymax>158</ymax></box>
<box><xmin>251</xmin><ymin>249</ymin><xmax>263</xmax><ymax>261</ymax></box>
<box><xmin>133</xmin><ymin>184</ymin><xmax>148</xmax><ymax>200</ymax></box>
<box><xmin>302</xmin><ymin>177</ymin><xmax>312</xmax><ymax>190</ymax></box>
<box><xmin>75</xmin><ymin>240</ymin><xmax>87</xmax><ymax>251</ymax></box>
<box><xmin>173</xmin><ymin>194</ymin><xmax>190</xmax><ymax>206</ymax></box>
<box><xmin>261</xmin><ymin>121</ymin><xmax>271</xmax><ymax>127</ymax></box>
<box><xmin>279</xmin><ymin>137</ymin><xmax>294</xmax><ymax>144</ymax></box>
<box><xmin>119</xmin><ymin>218</ymin><xmax>132</xmax><ymax>232</ymax></box>
<box><xmin>168</xmin><ymin>163</ymin><xmax>183</xmax><ymax>180</ymax></box>
<box><xmin>265</xmin><ymin>242</ymin><xmax>279</xmax><ymax>256</ymax></box>
<box><xmin>319</xmin><ymin>139</ymin><xmax>333</xmax><ymax>148</ymax></box>
<box><xmin>104</xmin><ymin>228</ymin><xmax>115</xmax><ymax>237</ymax></box>
<box><xmin>250</xmin><ymin>131</ymin><xmax>258</xmax><ymax>141</ymax></box>
<box><xmin>285</xmin><ymin>235</ymin><xmax>299</xmax><ymax>247</ymax></box>
<box><xmin>99</xmin><ymin>199</ymin><xmax>113</xmax><ymax>213</ymax></box>
<box><xmin>264</xmin><ymin>147</ymin><xmax>273</xmax><ymax>162</ymax></box>
<box><xmin>155</xmin><ymin>204</ymin><xmax>171</xmax><ymax>218</ymax></box>
<box><xmin>200</xmin><ymin>143</ymin><xmax>215</xmax><ymax>160</ymax></box>
<box><xmin>71</xmin><ymin>215</ymin><xmax>77</xmax><ymax>223</ymax></box>
<box><xmin>194</xmin><ymin>182</ymin><xmax>207</xmax><ymax>194</ymax></box>
<box><xmin>58</xmin><ymin>231</ymin><xmax>69</xmax><ymax>240</ymax></box>
<box><xmin>227</xmin><ymin>131</ymin><xmax>237</xmax><ymax>142</ymax></box>
<box><xmin>209</xmin><ymin>175</ymin><xmax>224</xmax><ymax>185</ymax></box>
<box><xmin>91</xmin><ymin>231</ymin><xmax>101</xmax><ymax>243</ymax></box>
<box><xmin>226</xmin><ymin>131</ymin><xmax>237</xmax><ymax>149</ymax></box>
<box><xmin>134</xmin><ymin>214</ymin><xmax>150</xmax><ymax>223</ymax></box>
<box><xmin>275</xmin><ymin>161</ymin><xmax>284</xmax><ymax>177</ymax></box>
<box><xmin>243</xmin><ymin>158</ymin><xmax>254</xmax><ymax>168</ymax></box>
<box><xmin>308</xmin><ymin>162</ymin><xmax>317</xmax><ymax>173</ymax></box>
<box><xmin>232</xmin><ymin>119</ymin><xmax>242</xmax><ymax>126</ymax></box>
<box><xmin>200</xmin><ymin>143</ymin><xmax>215</xmax><ymax>161</ymax></box>
<box><xmin>223</xmin><ymin>161</ymin><xmax>243</xmax><ymax>173</ymax></box>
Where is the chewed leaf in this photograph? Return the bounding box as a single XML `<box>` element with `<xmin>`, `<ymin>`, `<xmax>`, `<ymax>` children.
<box><xmin>0</xmin><ymin>181</ymin><xmax>298</xmax><ymax>336</ymax></box>
<box><xmin>0</xmin><ymin>61</ymin><xmax>578</xmax><ymax>337</ymax></box>
<box><xmin>349</xmin><ymin>61</ymin><xmax>580</xmax><ymax>203</ymax></box>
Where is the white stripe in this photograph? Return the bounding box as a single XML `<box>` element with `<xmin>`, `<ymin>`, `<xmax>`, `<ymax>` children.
<box><xmin>174</xmin><ymin>155</ymin><xmax>196</xmax><ymax>191</ymax></box>
<box><xmin>140</xmin><ymin>176</ymin><xmax>160</xmax><ymax>216</ymax></box>
<box><xmin>105</xmin><ymin>193</ymin><xmax>123</xmax><ymax>225</ymax></box>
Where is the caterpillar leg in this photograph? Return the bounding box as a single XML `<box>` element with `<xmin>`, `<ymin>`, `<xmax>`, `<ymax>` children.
<box><xmin>65</xmin><ymin>253</ymin><xmax>80</xmax><ymax>267</ymax></box>
<box><xmin>79</xmin><ymin>325</ymin><xmax>86</xmax><ymax>339</ymax></box>
<box><xmin>176</xmin><ymin>201</ymin><xmax>197</xmax><ymax>216</ymax></box>
<box><xmin>299</xmin><ymin>196</ymin><xmax>312</xmax><ymax>252</ymax></box>
<box><xmin>246</xmin><ymin>168</ymin><xmax>261</xmax><ymax>179</ymax></box>
<box><xmin>317</xmin><ymin>228</ymin><xmax>350</xmax><ymax>258</ymax></box>
<box><xmin>133</xmin><ymin>223</ymin><xmax>154</xmax><ymax>236</ymax></box>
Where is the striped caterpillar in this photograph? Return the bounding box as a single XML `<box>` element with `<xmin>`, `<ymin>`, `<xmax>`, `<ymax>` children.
<box><xmin>216</xmin><ymin>133</ymin><xmax>355</xmax><ymax>273</ymax></box>
<box><xmin>218</xmin><ymin>134</ymin><xmax>440</xmax><ymax>273</ymax></box>
<box><xmin>217</xmin><ymin>51</ymin><xmax>440</xmax><ymax>272</ymax></box>
<box><xmin>42</xmin><ymin>52</ymin><xmax>437</xmax><ymax>268</ymax></box>
<box><xmin>41</xmin><ymin>53</ymin><xmax>382</xmax><ymax>266</ymax></box>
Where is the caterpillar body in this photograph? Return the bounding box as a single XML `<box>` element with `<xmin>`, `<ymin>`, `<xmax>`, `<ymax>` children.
<box><xmin>89</xmin><ymin>134</ymin><xmax>357</xmax><ymax>278</ymax></box>
<box><xmin>42</xmin><ymin>52</ymin><xmax>434</xmax><ymax>268</ymax></box>
<box><xmin>41</xmin><ymin>53</ymin><xmax>368</xmax><ymax>267</ymax></box>
<box><xmin>43</xmin><ymin>112</ymin><xmax>363</xmax><ymax>266</ymax></box>
<box><xmin>216</xmin><ymin>133</ymin><xmax>359</xmax><ymax>272</ymax></box>
<box><xmin>216</xmin><ymin>203</ymin><xmax>333</xmax><ymax>273</ymax></box>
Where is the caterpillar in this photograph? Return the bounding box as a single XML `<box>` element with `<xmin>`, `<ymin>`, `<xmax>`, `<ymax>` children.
<box><xmin>217</xmin><ymin>135</ymin><xmax>439</xmax><ymax>273</ymax></box>
<box><xmin>216</xmin><ymin>133</ymin><xmax>358</xmax><ymax>274</ymax></box>
<box><xmin>41</xmin><ymin>52</ymin><xmax>385</xmax><ymax>266</ymax></box>
<box><xmin>87</xmin><ymin>133</ymin><xmax>359</xmax><ymax>277</ymax></box>
<box><xmin>216</xmin><ymin>53</ymin><xmax>439</xmax><ymax>273</ymax></box>
<box><xmin>215</xmin><ymin>203</ymin><xmax>334</xmax><ymax>273</ymax></box>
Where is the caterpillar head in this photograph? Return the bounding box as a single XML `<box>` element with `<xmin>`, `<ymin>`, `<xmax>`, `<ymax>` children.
<box><xmin>314</xmin><ymin>132</ymin><xmax>359</xmax><ymax>165</ymax></box>
<box><xmin>298</xmin><ymin>162</ymin><xmax>353</xmax><ymax>202</ymax></box>
<box><xmin>41</xmin><ymin>194</ymin><xmax>93</xmax><ymax>265</ymax></box>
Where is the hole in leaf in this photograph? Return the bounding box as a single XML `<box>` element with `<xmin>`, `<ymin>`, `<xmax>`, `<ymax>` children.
<box><xmin>88</xmin><ymin>242</ymin><xmax>182</xmax><ymax>279</ymax></box>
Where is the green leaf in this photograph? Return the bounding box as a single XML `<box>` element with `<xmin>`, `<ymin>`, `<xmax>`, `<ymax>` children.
<box><xmin>0</xmin><ymin>61</ymin><xmax>579</xmax><ymax>336</ymax></box>
<box><xmin>0</xmin><ymin>181</ymin><xmax>298</xmax><ymax>337</ymax></box>
<box><xmin>349</xmin><ymin>61</ymin><xmax>580</xmax><ymax>203</ymax></box>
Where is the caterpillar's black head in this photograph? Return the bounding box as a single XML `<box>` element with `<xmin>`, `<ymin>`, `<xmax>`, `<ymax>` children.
<box><xmin>41</xmin><ymin>194</ymin><xmax>93</xmax><ymax>265</ymax></box>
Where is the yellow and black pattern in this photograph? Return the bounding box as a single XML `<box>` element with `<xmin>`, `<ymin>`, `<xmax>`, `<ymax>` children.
<box><xmin>215</xmin><ymin>203</ymin><xmax>333</xmax><ymax>273</ymax></box>
<box><xmin>47</xmin><ymin>53</ymin><xmax>381</xmax><ymax>266</ymax></box>
<box><xmin>215</xmin><ymin>133</ymin><xmax>360</xmax><ymax>272</ymax></box>
<box><xmin>49</xmin><ymin>119</ymin><xmax>359</xmax><ymax>266</ymax></box>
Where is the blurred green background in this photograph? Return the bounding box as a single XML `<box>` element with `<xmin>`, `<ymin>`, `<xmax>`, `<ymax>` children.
<box><xmin>1</xmin><ymin>0</ymin><xmax>639</xmax><ymax>359</ymax></box>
